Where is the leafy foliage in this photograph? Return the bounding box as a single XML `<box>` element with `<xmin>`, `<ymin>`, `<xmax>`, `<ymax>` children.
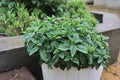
<box><xmin>0</xmin><ymin>0</ymin><xmax>67</xmax><ymax>16</ymax></box>
<box><xmin>24</xmin><ymin>16</ymin><xmax>109</xmax><ymax>70</ymax></box>
<box><xmin>65</xmin><ymin>0</ymin><xmax>98</xmax><ymax>27</ymax></box>
<box><xmin>0</xmin><ymin>3</ymin><xmax>45</xmax><ymax>36</ymax></box>
<box><xmin>0</xmin><ymin>0</ymin><xmax>98</xmax><ymax>36</ymax></box>
<box><xmin>0</xmin><ymin>0</ymin><xmax>109</xmax><ymax>70</ymax></box>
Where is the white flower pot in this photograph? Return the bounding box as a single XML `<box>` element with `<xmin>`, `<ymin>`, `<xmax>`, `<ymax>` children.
<box><xmin>42</xmin><ymin>64</ymin><xmax>103</xmax><ymax>80</ymax></box>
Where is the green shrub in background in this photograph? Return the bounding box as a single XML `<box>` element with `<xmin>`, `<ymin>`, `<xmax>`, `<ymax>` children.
<box><xmin>0</xmin><ymin>26</ymin><xmax>5</xmax><ymax>33</ymax></box>
<box><xmin>0</xmin><ymin>0</ymin><xmax>98</xmax><ymax>36</ymax></box>
<box><xmin>0</xmin><ymin>3</ymin><xmax>45</xmax><ymax>36</ymax></box>
<box><xmin>0</xmin><ymin>0</ymin><xmax>67</xmax><ymax>16</ymax></box>
<box><xmin>65</xmin><ymin>0</ymin><xmax>98</xmax><ymax>27</ymax></box>
<box><xmin>24</xmin><ymin>16</ymin><xmax>109</xmax><ymax>70</ymax></box>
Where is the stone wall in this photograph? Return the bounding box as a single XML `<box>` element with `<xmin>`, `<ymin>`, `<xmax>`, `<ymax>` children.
<box><xmin>94</xmin><ymin>0</ymin><xmax>120</xmax><ymax>9</ymax></box>
<box><xmin>85</xmin><ymin>0</ymin><xmax>93</xmax><ymax>3</ymax></box>
<box><xmin>102</xmin><ymin>28</ymin><xmax>120</xmax><ymax>64</ymax></box>
<box><xmin>0</xmin><ymin>36</ymin><xmax>43</xmax><ymax>80</ymax></box>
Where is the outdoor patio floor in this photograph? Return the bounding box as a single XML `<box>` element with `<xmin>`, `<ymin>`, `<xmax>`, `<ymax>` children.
<box><xmin>101</xmin><ymin>50</ymin><xmax>120</xmax><ymax>80</ymax></box>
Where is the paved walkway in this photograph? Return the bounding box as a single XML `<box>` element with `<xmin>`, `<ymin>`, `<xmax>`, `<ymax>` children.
<box><xmin>101</xmin><ymin>50</ymin><xmax>120</xmax><ymax>80</ymax></box>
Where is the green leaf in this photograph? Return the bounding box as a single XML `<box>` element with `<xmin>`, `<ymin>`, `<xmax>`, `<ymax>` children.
<box><xmin>58</xmin><ymin>44</ymin><xmax>69</xmax><ymax>51</ymax></box>
<box><xmin>79</xmin><ymin>53</ymin><xmax>86</xmax><ymax>64</ymax></box>
<box><xmin>70</xmin><ymin>45</ymin><xmax>77</xmax><ymax>57</ymax></box>
<box><xmin>73</xmin><ymin>33</ymin><xmax>82</xmax><ymax>43</ymax></box>
<box><xmin>97</xmin><ymin>41</ymin><xmax>104</xmax><ymax>49</ymax></box>
<box><xmin>23</xmin><ymin>33</ymin><xmax>34</xmax><ymax>42</ymax></box>
<box><xmin>71</xmin><ymin>58</ymin><xmax>79</xmax><ymax>65</ymax></box>
<box><xmin>88</xmin><ymin>46</ymin><xmax>95</xmax><ymax>53</ymax></box>
<box><xmin>50</xmin><ymin>55</ymin><xmax>59</xmax><ymax>65</ymax></box>
<box><xmin>77</xmin><ymin>45</ymin><xmax>88</xmax><ymax>54</ymax></box>
<box><xmin>53</xmin><ymin>49</ymin><xmax>59</xmax><ymax>54</ymax></box>
<box><xmin>29</xmin><ymin>46</ymin><xmax>39</xmax><ymax>56</ymax></box>
<box><xmin>39</xmin><ymin>49</ymin><xmax>50</xmax><ymax>62</ymax></box>
<box><xmin>66</xmin><ymin>62</ymin><xmax>72</xmax><ymax>70</ymax></box>
<box><xmin>102</xmin><ymin>35</ymin><xmax>109</xmax><ymax>40</ymax></box>
<box><xmin>39</xmin><ymin>36</ymin><xmax>45</xmax><ymax>44</ymax></box>
<box><xmin>27</xmin><ymin>42</ymin><xmax>35</xmax><ymax>53</ymax></box>
<box><xmin>31</xmin><ymin>38</ymin><xmax>38</xmax><ymax>44</ymax></box>
<box><xmin>98</xmin><ymin>57</ymin><xmax>103</xmax><ymax>64</ymax></box>
<box><xmin>58</xmin><ymin>52</ymin><xmax>65</xmax><ymax>59</ymax></box>
<box><xmin>68</xmin><ymin>33</ymin><xmax>82</xmax><ymax>43</ymax></box>
<box><xmin>51</xmin><ymin>41</ymin><xmax>58</xmax><ymax>48</ymax></box>
<box><xmin>88</xmin><ymin>54</ymin><xmax>93</xmax><ymax>64</ymax></box>
<box><xmin>64</xmin><ymin>55</ymin><xmax>71</xmax><ymax>61</ymax></box>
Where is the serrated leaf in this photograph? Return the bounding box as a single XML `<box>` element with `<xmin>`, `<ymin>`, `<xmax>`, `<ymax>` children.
<box><xmin>64</xmin><ymin>55</ymin><xmax>71</xmax><ymax>61</ymax></box>
<box><xmin>31</xmin><ymin>38</ymin><xmax>38</xmax><ymax>44</ymax></box>
<box><xmin>50</xmin><ymin>55</ymin><xmax>59</xmax><ymax>65</ymax></box>
<box><xmin>53</xmin><ymin>49</ymin><xmax>59</xmax><ymax>54</ymax></box>
<box><xmin>58</xmin><ymin>44</ymin><xmax>69</xmax><ymax>51</ymax></box>
<box><xmin>70</xmin><ymin>45</ymin><xmax>77</xmax><ymax>57</ymax></box>
<box><xmin>68</xmin><ymin>33</ymin><xmax>82</xmax><ymax>43</ymax></box>
<box><xmin>51</xmin><ymin>41</ymin><xmax>58</xmax><ymax>48</ymax></box>
<box><xmin>39</xmin><ymin>36</ymin><xmax>45</xmax><ymax>43</ymax></box>
<box><xmin>98</xmin><ymin>57</ymin><xmax>103</xmax><ymax>64</ymax></box>
<box><xmin>88</xmin><ymin>54</ymin><xmax>93</xmax><ymax>64</ymax></box>
<box><xmin>27</xmin><ymin>42</ymin><xmax>35</xmax><ymax>53</ymax></box>
<box><xmin>102</xmin><ymin>36</ymin><xmax>109</xmax><ymax>40</ymax></box>
<box><xmin>88</xmin><ymin>46</ymin><xmax>95</xmax><ymax>53</ymax></box>
<box><xmin>73</xmin><ymin>33</ymin><xmax>82</xmax><ymax>43</ymax></box>
<box><xmin>71</xmin><ymin>58</ymin><xmax>79</xmax><ymax>65</ymax></box>
<box><xmin>79</xmin><ymin>53</ymin><xmax>86</xmax><ymax>64</ymax></box>
<box><xmin>29</xmin><ymin>46</ymin><xmax>39</xmax><ymax>56</ymax></box>
<box><xmin>23</xmin><ymin>33</ymin><xmax>34</xmax><ymax>43</ymax></box>
<box><xmin>66</xmin><ymin>62</ymin><xmax>72</xmax><ymax>70</ymax></box>
<box><xmin>39</xmin><ymin>49</ymin><xmax>50</xmax><ymax>62</ymax></box>
<box><xmin>77</xmin><ymin>45</ymin><xmax>88</xmax><ymax>54</ymax></box>
<box><xmin>58</xmin><ymin>52</ymin><xmax>65</xmax><ymax>59</ymax></box>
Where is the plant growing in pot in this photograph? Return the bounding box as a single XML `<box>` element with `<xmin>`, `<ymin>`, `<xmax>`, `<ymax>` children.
<box><xmin>24</xmin><ymin>16</ymin><xmax>109</xmax><ymax>80</ymax></box>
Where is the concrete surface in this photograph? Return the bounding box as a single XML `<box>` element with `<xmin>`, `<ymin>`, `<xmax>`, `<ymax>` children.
<box><xmin>0</xmin><ymin>36</ymin><xmax>43</xmax><ymax>80</ymax></box>
<box><xmin>102</xmin><ymin>28</ymin><xmax>120</xmax><ymax>64</ymax></box>
<box><xmin>85</xmin><ymin>0</ymin><xmax>93</xmax><ymax>3</ymax></box>
<box><xmin>95</xmin><ymin>11</ymin><xmax>120</xmax><ymax>33</ymax></box>
<box><xmin>0</xmin><ymin>36</ymin><xmax>24</xmax><ymax>52</ymax></box>
<box><xmin>94</xmin><ymin>0</ymin><xmax>120</xmax><ymax>9</ymax></box>
<box><xmin>0</xmin><ymin>67</ymin><xmax>36</xmax><ymax>80</ymax></box>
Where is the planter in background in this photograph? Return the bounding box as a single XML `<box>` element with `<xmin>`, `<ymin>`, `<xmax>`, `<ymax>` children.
<box><xmin>94</xmin><ymin>0</ymin><xmax>120</xmax><ymax>9</ymax></box>
<box><xmin>42</xmin><ymin>64</ymin><xmax>103</xmax><ymax>80</ymax></box>
<box><xmin>0</xmin><ymin>33</ymin><xmax>7</xmax><ymax>37</ymax></box>
<box><xmin>85</xmin><ymin>0</ymin><xmax>93</xmax><ymax>3</ymax></box>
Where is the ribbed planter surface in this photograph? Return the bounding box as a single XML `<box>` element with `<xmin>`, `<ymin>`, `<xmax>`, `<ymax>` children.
<box><xmin>42</xmin><ymin>64</ymin><xmax>103</xmax><ymax>80</ymax></box>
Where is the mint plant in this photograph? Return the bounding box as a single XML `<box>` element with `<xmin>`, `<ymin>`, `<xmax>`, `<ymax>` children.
<box><xmin>24</xmin><ymin>16</ymin><xmax>109</xmax><ymax>70</ymax></box>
